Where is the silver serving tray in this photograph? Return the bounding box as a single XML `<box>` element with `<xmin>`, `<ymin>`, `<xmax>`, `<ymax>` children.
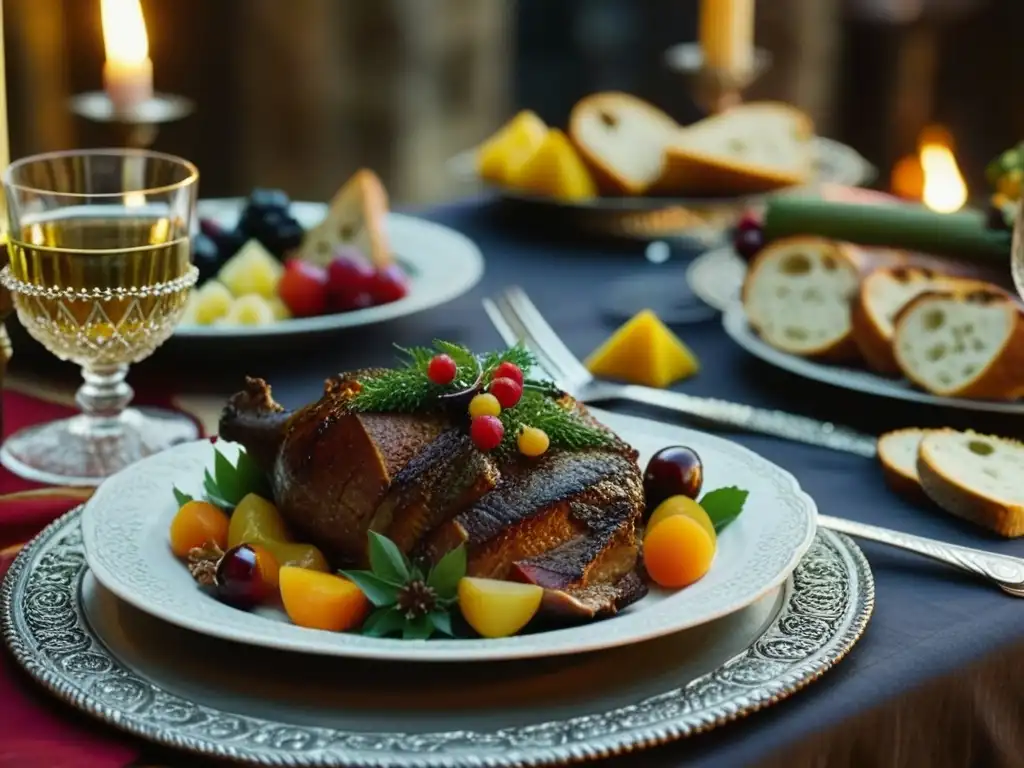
<box><xmin>2</xmin><ymin>507</ymin><xmax>873</xmax><ymax>767</ymax></box>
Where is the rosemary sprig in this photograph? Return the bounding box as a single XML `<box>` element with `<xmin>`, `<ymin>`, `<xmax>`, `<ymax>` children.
<box><xmin>497</xmin><ymin>388</ymin><xmax>613</xmax><ymax>455</ymax></box>
<box><xmin>348</xmin><ymin>341</ymin><xmax>482</xmax><ymax>413</ymax></box>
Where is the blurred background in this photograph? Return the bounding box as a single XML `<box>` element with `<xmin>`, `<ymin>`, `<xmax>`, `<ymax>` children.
<box><xmin>4</xmin><ymin>0</ymin><xmax>1022</xmax><ymax>205</ymax></box>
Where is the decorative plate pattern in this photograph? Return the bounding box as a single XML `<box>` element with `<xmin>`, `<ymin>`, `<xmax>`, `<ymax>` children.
<box><xmin>3</xmin><ymin>508</ymin><xmax>872</xmax><ymax>768</ymax></box>
<box><xmin>79</xmin><ymin>409</ymin><xmax>817</xmax><ymax>662</ymax></box>
<box><xmin>722</xmin><ymin>304</ymin><xmax>1024</xmax><ymax>414</ymax></box>
<box><xmin>175</xmin><ymin>202</ymin><xmax>485</xmax><ymax>339</ymax></box>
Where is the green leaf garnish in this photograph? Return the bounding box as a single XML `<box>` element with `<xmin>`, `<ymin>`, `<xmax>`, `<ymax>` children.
<box><xmin>402</xmin><ymin>614</ymin><xmax>433</xmax><ymax>640</ymax></box>
<box><xmin>361</xmin><ymin>606</ymin><xmax>407</xmax><ymax>638</ymax></box>
<box><xmin>428</xmin><ymin>611</ymin><xmax>454</xmax><ymax>637</ymax></box>
<box><xmin>700</xmin><ymin>486</ymin><xmax>749</xmax><ymax>532</ymax></box>
<box><xmin>367</xmin><ymin>531</ymin><xmax>411</xmax><ymax>584</ymax></box>
<box><xmin>175</xmin><ymin>445</ymin><xmax>271</xmax><ymax>510</ymax></box>
<box><xmin>172</xmin><ymin>486</ymin><xmax>193</xmax><ymax>507</ymax></box>
<box><xmin>427</xmin><ymin>545</ymin><xmax>466</xmax><ymax>600</ymax></box>
<box><xmin>213</xmin><ymin>449</ymin><xmax>243</xmax><ymax>504</ymax></box>
<box><xmin>339</xmin><ymin>570</ymin><xmax>401</xmax><ymax>607</ymax></box>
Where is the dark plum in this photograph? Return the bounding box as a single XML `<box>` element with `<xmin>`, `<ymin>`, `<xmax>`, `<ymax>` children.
<box><xmin>643</xmin><ymin>446</ymin><xmax>704</xmax><ymax>517</ymax></box>
<box><xmin>261</xmin><ymin>216</ymin><xmax>305</xmax><ymax>257</ymax></box>
<box><xmin>215</xmin><ymin>544</ymin><xmax>276</xmax><ymax>609</ymax></box>
<box><xmin>211</xmin><ymin>227</ymin><xmax>247</xmax><ymax>262</ymax></box>
<box><xmin>246</xmin><ymin>188</ymin><xmax>291</xmax><ymax>214</ymax></box>
<box><xmin>191</xmin><ymin>233</ymin><xmax>223</xmax><ymax>284</ymax></box>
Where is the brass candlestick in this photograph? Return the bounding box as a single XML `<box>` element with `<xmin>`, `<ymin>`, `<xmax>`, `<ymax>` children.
<box><xmin>68</xmin><ymin>91</ymin><xmax>194</xmax><ymax>149</ymax></box>
<box><xmin>663</xmin><ymin>43</ymin><xmax>772</xmax><ymax>113</ymax></box>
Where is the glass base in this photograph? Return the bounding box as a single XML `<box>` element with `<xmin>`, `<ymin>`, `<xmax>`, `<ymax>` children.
<box><xmin>0</xmin><ymin>407</ymin><xmax>200</xmax><ymax>487</ymax></box>
<box><xmin>601</xmin><ymin>268</ymin><xmax>718</xmax><ymax>325</ymax></box>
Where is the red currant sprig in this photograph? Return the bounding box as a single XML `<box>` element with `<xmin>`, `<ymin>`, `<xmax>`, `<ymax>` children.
<box><xmin>427</xmin><ymin>354</ymin><xmax>457</xmax><ymax>385</ymax></box>
<box><xmin>470</xmin><ymin>415</ymin><xmax>504</xmax><ymax>452</ymax></box>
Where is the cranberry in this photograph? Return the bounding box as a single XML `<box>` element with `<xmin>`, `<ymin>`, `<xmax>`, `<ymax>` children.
<box><xmin>488</xmin><ymin>377</ymin><xmax>523</xmax><ymax>408</ymax></box>
<box><xmin>492</xmin><ymin>361</ymin><xmax>524</xmax><ymax>387</ymax></box>
<box><xmin>278</xmin><ymin>260</ymin><xmax>329</xmax><ymax>317</ymax></box>
<box><xmin>368</xmin><ymin>264</ymin><xmax>410</xmax><ymax>305</ymax></box>
<box><xmin>326</xmin><ymin>253</ymin><xmax>375</xmax><ymax>311</ymax></box>
<box><xmin>470</xmin><ymin>415</ymin><xmax>504</xmax><ymax>452</ymax></box>
<box><xmin>427</xmin><ymin>354</ymin><xmax>458</xmax><ymax>385</ymax></box>
<box><xmin>215</xmin><ymin>544</ymin><xmax>275</xmax><ymax>609</ymax></box>
<box><xmin>642</xmin><ymin>446</ymin><xmax>704</xmax><ymax>516</ymax></box>
<box><xmin>733</xmin><ymin>226</ymin><xmax>766</xmax><ymax>262</ymax></box>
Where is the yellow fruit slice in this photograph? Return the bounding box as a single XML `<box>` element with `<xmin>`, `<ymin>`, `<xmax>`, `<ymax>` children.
<box><xmin>279</xmin><ymin>567</ymin><xmax>370</xmax><ymax>631</ymax></box>
<box><xmin>646</xmin><ymin>495</ymin><xmax>716</xmax><ymax>545</ymax></box>
<box><xmin>220</xmin><ymin>295</ymin><xmax>276</xmax><ymax>326</ymax></box>
<box><xmin>191</xmin><ymin>281</ymin><xmax>234</xmax><ymax>325</ymax></box>
<box><xmin>585</xmin><ymin>309</ymin><xmax>699</xmax><ymax>388</ymax></box>
<box><xmin>217</xmin><ymin>239</ymin><xmax>283</xmax><ymax>299</ymax></box>
<box><xmin>477</xmin><ymin>110</ymin><xmax>548</xmax><ymax>186</ymax></box>
<box><xmin>509</xmin><ymin>129</ymin><xmax>597</xmax><ymax>201</ymax></box>
<box><xmin>458</xmin><ymin>577</ymin><xmax>543</xmax><ymax>638</ymax></box>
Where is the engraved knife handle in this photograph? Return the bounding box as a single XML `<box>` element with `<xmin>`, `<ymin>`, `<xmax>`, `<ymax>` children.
<box><xmin>609</xmin><ymin>384</ymin><xmax>878</xmax><ymax>458</ymax></box>
<box><xmin>819</xmin><ymin>515</ymin><xmax>1024</xmax><ymax>591</ymax></box>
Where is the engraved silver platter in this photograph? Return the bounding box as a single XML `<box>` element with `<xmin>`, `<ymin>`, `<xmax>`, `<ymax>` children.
<box><xmin>2</xmin><ymin>507</ymin><xmax>873</xmax><ymax>767</ymax></box>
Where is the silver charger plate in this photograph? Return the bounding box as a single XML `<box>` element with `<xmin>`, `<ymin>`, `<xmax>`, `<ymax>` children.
<box><xmin>3</xmin><ymin>507</ymin><xmax>873</xmax><ymax>768</ymax></box>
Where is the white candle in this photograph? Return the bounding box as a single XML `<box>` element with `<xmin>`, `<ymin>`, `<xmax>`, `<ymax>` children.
<box><xmin>101</xmin><ymin>0</ymin><xmax>153</xmax><ymax>115</ymax></box>
<box><xmin>699</xmin><ymin>0</ymin><xmax>756</xmax><ymax>76</ymax></box>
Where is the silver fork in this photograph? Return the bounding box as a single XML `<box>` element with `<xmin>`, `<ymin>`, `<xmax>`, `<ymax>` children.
<box><xmin>483</xmin><ymin>286</ymin><xmax>878</xmax><ymax>458</ymax></box>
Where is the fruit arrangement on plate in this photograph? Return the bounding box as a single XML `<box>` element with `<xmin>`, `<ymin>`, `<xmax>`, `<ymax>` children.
<box><xmin>167</xmin><ymin>341</ymin><xmax>748</xmax><ymax>640</ymax></box>
<box><xmin>183</xmin><ymin>169</ymin><xmax>409</xmax><ymax>328</ymax></box>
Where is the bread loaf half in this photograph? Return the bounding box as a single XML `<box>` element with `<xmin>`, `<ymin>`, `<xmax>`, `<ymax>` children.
<box><xmin>892</xmin><ymin>286</ymin><xmax>1024</xmax><ymax>400</ymax></box>
<box><xmin>741</xmin><ymin>237</ymin><xmax>861</xmax><ymax>360</ymax></box>
<box><xmin>568</xmin><ymin>92</ymin><xmax>680</xmax><ymax>196</ymax></box>
<box><xmin>298</xmin><ymin>169</ymin><xmax>391</xmax><ymax>269</ymax></box>
<box><xmin>917</xmin><ymin>429</ymin><xmax>1024</xmax><ymax>537</ymax></box>
<box><xmin>877</xmin><ymin>427</ymin><xmax>926</xmax><ymax>501</ymax></box>
<box><xmin>657</xmin><ymin>102</ymin><xmax>814</xmax><ymax>196</ymax></box>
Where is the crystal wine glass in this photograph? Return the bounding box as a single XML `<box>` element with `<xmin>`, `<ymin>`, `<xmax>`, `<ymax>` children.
<box><xmin>0</xmin><ymin>149</ymin><xmax>200</xmax><ymax>486</ymax></box>
<box><xmin>1013</xmin><ymin>199</ymin><xmax>1024</xmax><ymax>300</ymax></box>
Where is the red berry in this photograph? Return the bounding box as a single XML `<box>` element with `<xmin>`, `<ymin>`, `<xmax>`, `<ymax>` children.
<box><xmin>492</xmin><ymin>361</ymin><xmax>524</xmax><ymax>386</ymax></box>
<box><xmin>733</xmin><ymin>226</ymin><xmax>765</xmax><ymax>262</ymax></box>
<box><xmin>368</xmin><ymin>264</ymin><xmax>409</xmax><ymax>305</ymax></box>
<box><xmin>278</xmin><ymin>259</ymin><xmax>329</xmax><ymax>317</ymax></box>
<box><xmin>427</xmin><ymin>354</ymin><xmax>458</xmax><ymax>385</ymax></box>
<box><xmin>736</xmin><ymin>211</ymin><xmax>761</xmax><ymax>233</ymax></box>
<box><xmin>326</xmin><ymin>253</ymin><xmax>375</xmax><ymax>311</ymax></box>
<box><xmin>470</xmin><ymin>415</ymin><xmax>504</xmax><ymax>452</ymax></box>
<box><xmin>199</xmin><ymin>218</ymin><xmax>225</xmax><ymax>239</ymax></box>
<box><xmin>215</xmin><ymin>544</ymin><xmax>275</xmax><ymax>609</ymax></box>
<box><xmin>489</xmin><ymin>377</ymin><xmax>523</xmax><ymax>408</ymax></box>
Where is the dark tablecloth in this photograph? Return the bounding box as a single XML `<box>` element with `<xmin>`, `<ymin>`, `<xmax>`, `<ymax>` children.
<box><xmin>11</xmin><ymin>199</ymin><xmax>1024</xmax><ymax>767</ymax></box>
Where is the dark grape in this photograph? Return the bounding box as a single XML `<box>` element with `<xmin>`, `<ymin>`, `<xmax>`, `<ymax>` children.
<box><xmin>733</xmin><ymin>226</ymin><xmax>765</xmax><ymax>262</ymax></box>
<box><xmin>191</xmin><ymin>233</ymin><xmax>223</xmax><ymax>284</ymax></box>
<box><xmin>643</xmin><ymin>446</ymin><xmax>704</xmax><ymax>517</ymax></box>
<box><xmin>215</xmin><ymin>544</ymin><xmax>274</xmax><ymax>609</ymax></box>
<box><xmin>210</xmin><ymin>228</ymin><xmax>247</xmax><ymax>261</ymax></box>
<box><xmin>199</xmin><ymin>218</ymin><xmax>225</xmax><ymax>240</ymax></box>
<box><xmin>246</xmin><ymin>188</ymin><xmax>291</xmax><ymax>213</ymax></box>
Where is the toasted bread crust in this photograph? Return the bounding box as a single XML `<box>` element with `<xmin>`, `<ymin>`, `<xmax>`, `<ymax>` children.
<box><xmin>877</xmin><ymin>428</ymin><xmax>928</xmax><ymax>502</ymax></box>
<box><xmin>567</xmin><ymin>92</ymin><xmax>678</xmax><ymax>196</ymax></box>
<box><xmin>893</xmin><ymin>288</ymin><xmax>1024</xmax><ymax>400</ymax></box>
<box><xmin>917</xmin><ymin>429</ymin><xmax>1024</xmax><ymax>537</ymax></box>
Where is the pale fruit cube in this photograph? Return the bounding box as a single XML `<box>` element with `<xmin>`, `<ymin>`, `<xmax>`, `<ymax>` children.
<box><xmin>458</xmin><ymin>577</ymin><xmax>543</xmax><ymax>638</ymax></box>
<box><xmin>180</xmin><ymin>291</ymin><xmax>201</xmax><ymax>325</ymax></box>
<box><xmin>267</xmin><ymin>296</ymin><xmax>292</xmax><ymax>321</ymax></box>
<box><xmin>217</xmin><ymin>239</ymin><xmax>283</xmax><ymax>298</ymax></box>
<box><xmin>190</xmin><ymin>281</ymin><xmax>234</xmax><ymax>325</ymax></box>
<box><xmin>219</xmin><ymin>295</ymin><xmax>276</xmax><ymax>326</ymax></box>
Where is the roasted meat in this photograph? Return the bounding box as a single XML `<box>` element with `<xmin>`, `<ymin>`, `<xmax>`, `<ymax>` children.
<box><xmin>219</xmin><ymin>374</ymin><xmax>647</xmax><ymax>620</ymax></box>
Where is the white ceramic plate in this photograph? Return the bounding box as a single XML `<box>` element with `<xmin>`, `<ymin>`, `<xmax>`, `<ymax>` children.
<box><xmin>686</xmin><ymin>245</ymin><xmax>747</xmax><ymax>311</ymax></box>
<box><xmin>81</xmin><ymin>408</ymin><xmax>817</xmax><ymax>663</ymax></box>
<box><xmin>175</xmin><ymin>200</ymin><xmax>485</xmax><ymax>338</ymax></box>
<box><xmin>723</xmin><ymin>303</ymin><xmax>1024</xmax><ymax>414</ymax></box>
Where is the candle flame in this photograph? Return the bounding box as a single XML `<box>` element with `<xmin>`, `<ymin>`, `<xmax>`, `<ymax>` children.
<box><xmin>919</xmin><ymin>127</ymin><xmax>967</xmax><ymax>214</ymax></box>
<box><xmin>101</xmin><ymin>0</ymin><xmax>150</xmax><ymax>65</ymax></box>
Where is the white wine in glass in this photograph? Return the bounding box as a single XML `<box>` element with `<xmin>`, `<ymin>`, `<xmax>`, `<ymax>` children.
<box><xmin>0</xmin><ymin>149</ymin><xmax>200</xmax><ymax>486</ymax></box>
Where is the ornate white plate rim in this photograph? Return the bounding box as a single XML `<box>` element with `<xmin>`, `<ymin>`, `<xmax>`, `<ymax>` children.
<box><xmin>81</xmin><ymin>408</ymin><xmax>818</xmax><ymax>662</ymax></box>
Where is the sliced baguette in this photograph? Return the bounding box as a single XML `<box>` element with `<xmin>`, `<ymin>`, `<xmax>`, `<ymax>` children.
<box><xmin>892</xmin><ymin>286</ymin><xmax>1024</xmax><ymax>400</ymax></box>
<box><xmin>567</xmin><ymin>92</ymin><xmax>680</xmax><ymax>196</ymax></box>
<box><xmin>656</xmin><ymin>101</ymin><xmax>815</xmax><ymax>196</ymax></box>
<box><xmin>851</xmin><ymin>267</ymin><xmax>991</xmax><ymax>375</ymax></box>
<box><xmin>877</xmin><ymin>427</ymin><xmax>927</xmax><ymax>501</ymax></box>
<box><xmin>297</xmin><ymin>169</ymin><xmax>391</xmax><ymax>269</ymax></box>
<box><xmin>741</xmin><ymin>237</ymin><xmax>861</xmax><ymax>360</ymax></box>
<box><xmin>917</xmin><ymin>429</ymin><xmax>1024</xmax><ymax>537</ymax></box>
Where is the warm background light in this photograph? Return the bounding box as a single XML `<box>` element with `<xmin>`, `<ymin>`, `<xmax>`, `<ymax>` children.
<box><xmin>101</xmin><ymin>0</ymin><xmax>150</xmax><ymax>65</ymax></box>
<box><xmin>890</xmin><ymin>125</ymin><xmax>968</xmax><ymax>213</ymax></box>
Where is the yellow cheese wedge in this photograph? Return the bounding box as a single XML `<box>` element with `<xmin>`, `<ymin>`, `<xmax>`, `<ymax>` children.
<box><xmin>509</xmin><ymin>129</ymin><xmax>597</xmax><ymax>201</ymax></box>
<box><xmin>477</xmin><ymin>110</ymin><xmax>548</xmax><ymax>186</ymax></box>
<box><xmin>585</xmin><ymin>309</ymin><xmax>699</xmax><ymax>388</ymax></box>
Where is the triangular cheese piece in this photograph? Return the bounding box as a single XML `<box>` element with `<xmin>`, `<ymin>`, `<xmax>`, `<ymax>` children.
<box><xmin>510</xmin><ymin>129</ymin><xmax>597</xmax><ymax>201</ymax></box>
<box><xmin>297</xmin><ymin>169</ymin><xmax>391</xmax><ymax>269</ymax></box>
<box><xmin>476</xmin><ymin>110</ymin><xmax>548</xmax><ymax>186</ymax></box>
<box><xmin>585</xmin><ymin>309</ymin><xmax>699</xmax><ymax>387</ymax></box>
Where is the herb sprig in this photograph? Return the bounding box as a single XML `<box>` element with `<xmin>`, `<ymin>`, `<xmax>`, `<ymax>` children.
<box><xmin>342</xmin><ymin>532</ymin><xmax>466</xmax><ymax>640</ymax></box>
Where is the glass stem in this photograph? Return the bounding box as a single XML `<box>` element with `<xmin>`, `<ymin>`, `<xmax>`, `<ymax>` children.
<box><xmin>75</xmin><ymin>365</ymin><xmax>134</xmax><ymax>434</ymax></box>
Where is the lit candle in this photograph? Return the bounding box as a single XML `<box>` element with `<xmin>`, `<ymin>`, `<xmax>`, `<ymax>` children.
<box><xmin>699</xmin><ymin>0</ymin><xmax>755</xmax><ymax>77</ymax></box>
<box><xmin>101</xmin><ymin>0</ymin><xmax>153</xmax><ymax>115</ymax></box>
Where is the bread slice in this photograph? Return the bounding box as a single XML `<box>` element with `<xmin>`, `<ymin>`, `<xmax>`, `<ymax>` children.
<box><xmin>297</xmin><ymin>169</ymin><xmax>391</xmax><ymax>269</ymax></box>
<box><xmin>892</xmin><ymin>286</ymin><xmax>1024</xmax><ymax>400</ymax></box>
<box><xmin>656</xmin><ymin>102</ymin><xmax>815</xmax><ymax>196</ymax></box>
<box><xmin>741</xmin><ymin>237</ymin><xmax>861</xmax><ymax>360</ymax></box>
<box><xmin>917</xmin><ymin>429</ymin><xmax>1024</xmax><ymax>537</ymax></box>
<box><xmin>877</xmin><ymin>428</ymin><xmax>927</xmax><ymax>500</ymax></box>
<box><xmin>567</xmin><ymin>92</ymin><xmax>680</xmax><ymax>196</ymax></box>
<box><xmin>851</xmin><ymin>267</ymin><xmax>990</xmax><ymax>375</ymax></box>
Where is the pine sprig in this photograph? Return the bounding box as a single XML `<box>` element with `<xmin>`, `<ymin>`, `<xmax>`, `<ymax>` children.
<box><xmin>498</xmin><ymin>388</ymin><xmax>613</xmax><ymax>455</ymax></box>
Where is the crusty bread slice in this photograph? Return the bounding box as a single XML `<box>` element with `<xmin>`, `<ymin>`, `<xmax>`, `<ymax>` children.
<box><xmin>567</xmin><ymin>92</ymin><xmax>680</xmax><ymax>196</ymax></box>
<box><xmin>917</xmin><ymin>429</ymin><xmax>1024</xmax><ymax>537</ymax></box>
<box><xmin>851</xmin><ymin>268</ymin><xmax>991</xmax><ymax>375</ymax></box>
<box><xmin>877</xmin><ymin>427</ymin><xmax>927</xmax><ymax>500</ymax></box>
<box><xmin>297</xmin><ymin>169</ymin><xmax>391</xmax><ymax>269</ymax></box>
<box><xmin>656</xmin><ymin>102</ymin><xmax>815</xmax><ymax>196</ymax></box>
<box><xmin>892</xmin><ymin>286</ymin><xmax>1024</xmax><ymax>400</ymax></box>
<box><xmin>741</xmin><ymin>237</ymin><xmax>861</xmax><ymax>360</ymax></box>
